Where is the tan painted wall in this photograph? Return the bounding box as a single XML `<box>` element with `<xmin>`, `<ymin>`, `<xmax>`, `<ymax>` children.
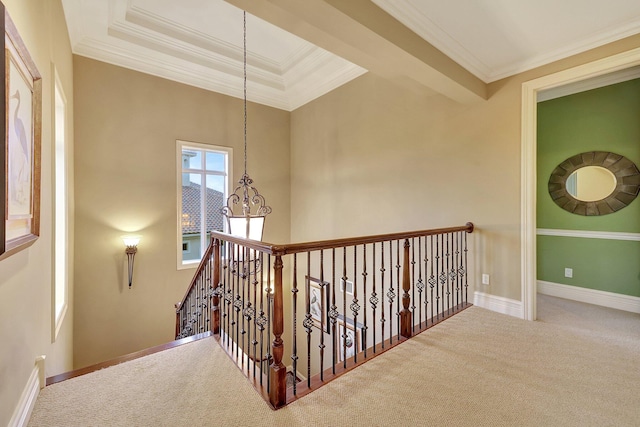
<box><xmin>290</xmin><ymin>34</ymin><xmax>640</xmax><ymax>302</ymax></box>
<box><xmin>0</xmin><ymin>0</ymin><xmax>74</xmax><ymax>424</ymax></box>
<box><xmin>73</xmin><ymin>57</ymin><xmax>290</xmax><ymax>369</ymax></box>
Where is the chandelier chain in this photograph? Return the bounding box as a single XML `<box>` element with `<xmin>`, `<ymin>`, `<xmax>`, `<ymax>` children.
<box><xmin>243</xmin><ymin>11</ymin><xmax>248</xmax><ymax>177</ymax></box>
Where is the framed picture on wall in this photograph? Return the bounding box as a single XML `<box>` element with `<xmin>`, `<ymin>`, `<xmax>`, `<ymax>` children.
<box><xmin>306</xmin><ymin>276</ymin><xmax>329</xmax><ymax>332</ymax></box>
<box><xmin>336</xmin><ymin>315</ymin><xmax>362</xmax><ymax>362</ymax></box>
<box><xmin>0</xmin><ymin>3</ymin><xmax>42</xmax><ymax>261</ymax></box>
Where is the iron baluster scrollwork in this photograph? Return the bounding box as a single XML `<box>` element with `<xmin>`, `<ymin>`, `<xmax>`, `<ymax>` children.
<box><xmin>174</xmin><ymin>223</ymin><xmax>474</xmax><ymax>410</ymax></box>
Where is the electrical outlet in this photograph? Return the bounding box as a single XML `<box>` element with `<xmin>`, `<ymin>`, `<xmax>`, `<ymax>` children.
<box><xmin>482</xmin><ymin>274</ymin><xmax>490</xmax><ymax>285</ymax></box>
<box><xmin>564</xmin><ymin>268</ymin><xmax>573</xmax><ymax>278</ymax></box>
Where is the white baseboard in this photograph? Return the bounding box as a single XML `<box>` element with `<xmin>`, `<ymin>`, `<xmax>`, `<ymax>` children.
<box><xmin>537</xmin><ymin>281</ymin><xmax>640</xmax><ymax>314</ymax></box>
<box><xmin>9</xmin><ymin>356</ymin><xmax>45</xmax><ymax>427</ymax></box>
<box><xmin>473</xmin><ymin>291</ymin><xmax>524</xmax><ymax>318</ymax></box>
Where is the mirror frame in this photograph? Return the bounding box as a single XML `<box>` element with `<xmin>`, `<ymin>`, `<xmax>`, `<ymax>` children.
<box><xmin>548</xmin><ymin>151</ymin><xmax>640</xmax><ymax>216</ymax></box>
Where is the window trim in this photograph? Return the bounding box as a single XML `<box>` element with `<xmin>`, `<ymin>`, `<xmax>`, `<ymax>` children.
<box><xmin>176</xmin><ymin>140</ymin><xmax>232</xmax><ymax>270</ymax></box>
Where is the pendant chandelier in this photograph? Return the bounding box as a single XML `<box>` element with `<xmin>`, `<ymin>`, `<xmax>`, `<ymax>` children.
<box><xmin>221</xmin><ymin>11</ymin><xmax>271</xmax><ymax>241</ymax></box>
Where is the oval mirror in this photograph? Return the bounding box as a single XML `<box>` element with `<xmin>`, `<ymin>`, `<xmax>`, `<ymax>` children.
<box><xmin>566</xmin><ymin>166</ymin><xmax>617</xmax><ymax>202</ymax></box>
<box><xmin>548</xmin><ymin>151</ymin><xmax>640</xmax><ymax>216</ymax></box>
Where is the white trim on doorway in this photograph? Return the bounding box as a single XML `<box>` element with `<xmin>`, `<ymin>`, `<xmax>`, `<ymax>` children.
<box><xmin>521</xmin><ymin>47</ymin><xmax>640</xmax><ymax>321</ymax></box>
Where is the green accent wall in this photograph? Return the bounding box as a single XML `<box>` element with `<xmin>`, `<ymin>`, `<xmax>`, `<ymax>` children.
<box><xmin>537</xmin><ymin>236</ymin><xmax>640</xmax><ymax>297</ymax></box>
<box><xmin>537</xmin><ymin>78</ymin><xmax>640</xmax><ymax>297</ymax></box>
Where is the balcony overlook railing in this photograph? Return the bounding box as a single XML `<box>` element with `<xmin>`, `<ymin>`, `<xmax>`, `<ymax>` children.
<box><xmin>175</xmin><ymin>223</ymin><xmax>474</xmax><ymax>409</ymax></box>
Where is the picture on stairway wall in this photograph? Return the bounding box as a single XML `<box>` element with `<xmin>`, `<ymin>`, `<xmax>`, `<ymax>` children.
<box><xmin>337</xmin><ymin>316</ymin><xmax>362</xmax><ymax>362</ymax></box>
<box><xmin>0</xmin><ymin>3</ymin><xmax>42</xmax><ymax>261</ymax></box>
<box><xmin>307</xmin><ymin>276</ymin><xmax>330</xmax><ymax>332</ymax></box>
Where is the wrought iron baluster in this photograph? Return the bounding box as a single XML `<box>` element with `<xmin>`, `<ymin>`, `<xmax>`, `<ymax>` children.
<box><xmin>225</xmin><ymin>243</ymin><xmax>233</xmax><ymax>349</ymax></box>
<box><xmin>241</xmin><ymin>246</ymin><xmax>248</xmax><ymax>369</ymax></box>
<box><xmin>446</xmin><ymin>234</ymin><xmax>452</xmax><ymax>314</ymax></box>
<box><xmin>370</xmin><ymin>242</ymin><xmax>378</xmax><ymax>354</ymax></box>
<box><xmin>250</xmin><ymin>254</ymin><xmax>259</xmax><ymax>378</ymax></box>
<box><xmin>380</xmin><ymin>241</ymin><xmax>386</xmax><ymax>349</ymax></box>
<box><xmin>362</xmin><ymin>244</ymin><xmax>369</xmax><ymax>358</ymax></box>
<box><xmin>417</xmin><ymin>237</ymin><xmax>425</xmax><ymax>329</ymax></box>
<box><xmin>396</xmin><ymin>240</ymin><xmax>401</xmax><ymax>338</ymax></box>
<box><xmin>266</xmin><ymin>254</ymin><xmax>272</xmax><ymax>394</ymax></box>
<box><xmin>304</xmin><ymin>252</ymin><xmax>312</xmax><ymax>387</ymax></box>
<box><xmin>291</xmin><ymin>253</ymin><xmax>298</xmax><ymax>396</ymax></box>
<box><xmin>318</xmin><ymin>250</ymin><xmax>326</xmax><ymax>381</ymax></box>
<box><xmin>233</xmin><ymin>244</ymin><xmax>242</xmax><ymax>360</ymax></box>
<box><xmin>342</xmin><ymin>247</ymin><xmax>348</xmax><ymax>368</ymax></box>
<box><xmin>351</xmin><ymin>246</ymin><xmax>361</xmax><ymax>363</ymax></box>
<box><xmin>387</xmin><ymin>240</ymin><xmax>395</xmax><ymax>345</ymax></box>
<box><xmin>436</xmin><ymin>235</ymin><xmax>442</xmax><ymax>320</ymax></box>
<box><xmin>428</xmin><ymin>235</ymin><xmax>434</xmax><ymax>323</ymax></box>
<box><xmin>256</xmin><ymin>251</ymin><xmax>267</xmax><ymax>386</ymax></box>
<box><xmin>329</xmin><ymin>248</ymin><xmax>338</xmax><ymax>374</ymax></box>
<box><xmin>454</xmin><ymin>232</ymin><xmax>461</xmax><ymax>310</ymax></box>
<box><xmin>411</xmin><ymin>237</ymin><xmax>417</xmax><ymax>333</ymax></box>
<box><xmin>400</xmin><ymin>239</ymin><xmax>411</xmax><ymax>338</ymax></box>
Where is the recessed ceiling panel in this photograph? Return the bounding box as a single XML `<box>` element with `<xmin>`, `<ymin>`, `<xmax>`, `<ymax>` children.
<box><xmin>62</xmin><ymin>0</ymin><xmax>367</xmax><ymax>111</ymax></box>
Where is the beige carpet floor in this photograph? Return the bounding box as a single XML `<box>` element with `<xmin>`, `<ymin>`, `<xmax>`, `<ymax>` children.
<box><xmin>29</xmin><ymin>300</ymin><xmax>640</xmax><ymax>427</ymax></box>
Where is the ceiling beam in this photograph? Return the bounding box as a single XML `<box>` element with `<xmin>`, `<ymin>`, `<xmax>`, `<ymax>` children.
<box><xmin>225</xmin><ymin>0</ymin><xmax>487</xmax><ymax>104</ymax></box>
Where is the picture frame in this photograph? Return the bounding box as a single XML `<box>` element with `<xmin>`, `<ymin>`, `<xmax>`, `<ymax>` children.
<box><xmin>336</xmin><ymin>315</ymin><xmax>362</xmax><ymax>362</ymax></box>
<box><xmin>306</xmin><ymin>276</ymin><xmax>329</xmax><ymax>332</ymax></box>
<box><xmin>0</xmin><ymin>3</ymin><xmax>42</xmax><ymax>261</ymax></box>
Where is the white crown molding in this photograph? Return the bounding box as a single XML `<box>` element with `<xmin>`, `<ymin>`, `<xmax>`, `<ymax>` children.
<box><xmin>74</xmin><ymin>34</ymin><xmax>366</xmax><ymax>112</ymax></box>
<box><xmin>107</xmin><ymin>15</ymin><xmax>287</xmax><ymax>91</ymax></box>
<box><xmin>74</xmin><ymin>36</ymin><xmax>289</xmax><ymax>110</ymax></box>
<box><xmin>537</xmin><ymin>228</ymin><xmax>640</xmax><ymax>241</ymax></box>
<box><xmin>124</xmin><ymin>3</ymin><xmax>282</xmax><ymax>75</ymax></box>
<box><xmin>63</xmin><ymin>0</ymin><xmax>367</xmax><ymax>112</ymax></box>
<box><xmin>538</xmin><ymin>281</ymin><xmax>640</xmax><ymax>314</ymax></box>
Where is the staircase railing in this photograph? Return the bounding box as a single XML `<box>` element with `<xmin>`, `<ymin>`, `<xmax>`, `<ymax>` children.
<box><xmin>175</xmin><ymin>222</ymin><xmax>474</xmax><ymax>409</ymax></box>
<box><xmin>175</xmin><ymin>237</ymin><xmax>216</xmax><ymax>339</ymax></box>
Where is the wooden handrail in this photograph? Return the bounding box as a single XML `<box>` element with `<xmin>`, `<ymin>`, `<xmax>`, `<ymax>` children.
<box><xmin>210</xmin><ymin>222</ymin><xmax>474</xmax><ymax>256</ymax></box>
<box><xmin>177</xmin><ymin>222</ymin><xmax>476</xmax><ymax>409</ymax></box>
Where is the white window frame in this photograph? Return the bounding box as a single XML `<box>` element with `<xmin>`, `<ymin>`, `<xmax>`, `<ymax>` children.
<box><xmin>52</xmin><ymin>69</ymin><xmax>68</xmax><ymax>341</ymax></box>
<box><xmin>176</xmin><ymin>140</ymin><xmax>232</xmax><ymax>269</ymax></box>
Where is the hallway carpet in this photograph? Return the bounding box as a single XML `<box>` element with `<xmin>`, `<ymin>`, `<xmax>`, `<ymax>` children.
<box><xmin>29</xmin><ymin>304</ymin><xmax>640</xmax><ymax>426</ymax></box>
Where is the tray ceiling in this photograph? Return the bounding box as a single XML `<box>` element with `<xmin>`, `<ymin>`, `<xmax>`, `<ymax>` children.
<box><xmin>62</xmin><ymin>0</ymin><xmax>640</xmax><ymax>110</ymax></box>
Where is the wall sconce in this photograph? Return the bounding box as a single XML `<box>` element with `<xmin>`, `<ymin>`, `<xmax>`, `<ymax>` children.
<box><xmin>122</xmin><ymin>235</ymin><xmax>141</xmax><ymax>288</ymax></box>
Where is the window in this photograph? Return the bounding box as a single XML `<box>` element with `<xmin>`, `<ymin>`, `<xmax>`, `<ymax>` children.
<box><xmin>177</xmin><ymin>140</ymin><xmax>231</xmax><ymax>268</ymax></box>
<box><xmin>53</xmin><ymin>72</ymin><xmax>68</xmax><ymax>340</ymax></box>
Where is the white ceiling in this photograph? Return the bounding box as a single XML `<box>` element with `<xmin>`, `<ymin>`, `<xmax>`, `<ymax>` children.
<box><xmin>373</xmin><ymin>0</ymin><xmax>640</xmax><ymax>83</ymax></box>
<box><xmin>62</xmin><ymin>0</ymin><xmax>640</xmax><ymax>111</ymax></box>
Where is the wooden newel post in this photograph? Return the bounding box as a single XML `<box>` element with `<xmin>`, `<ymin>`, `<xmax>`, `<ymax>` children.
<box><xmin>400</xmin><ymin>239</ymin><xmax>412</xmax><ymax>338</ymax></box>
<box><xmin>211</xmin><ymin>238</ymin><xmax>221</xmax><ymax>335</ymax></box>
<box><xmin>269</xmin><ymin>255</ymin><xmax>287</xmax><ymax>408</ymax></box>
